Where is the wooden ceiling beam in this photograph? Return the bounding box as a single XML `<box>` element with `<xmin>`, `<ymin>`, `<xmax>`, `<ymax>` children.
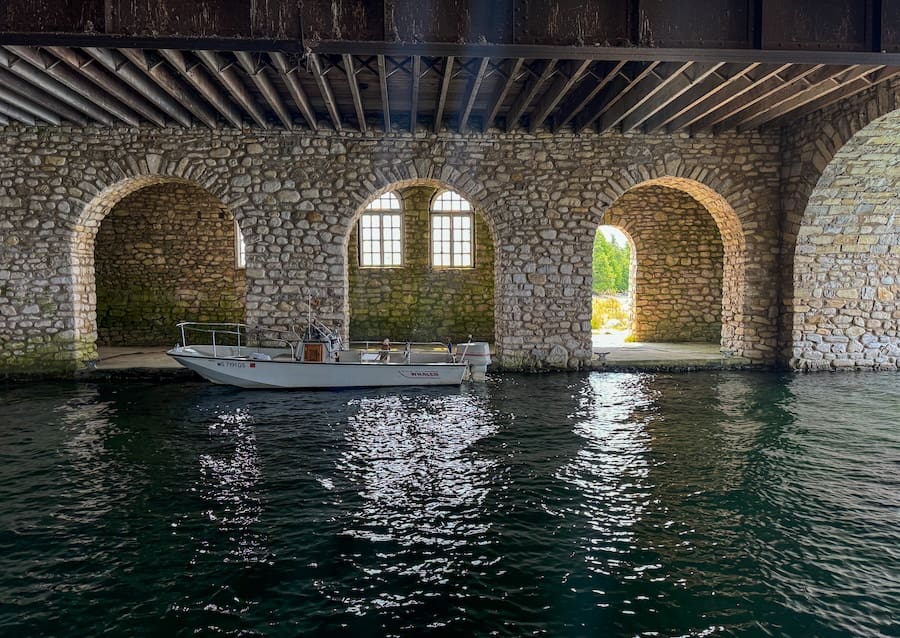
<box><xmin>234</xmin><ymin>50</ymin><xmax>292</xmax><ymax>129</ymax></box>
<box><xmin>342</xmin><ymin>54</ymin><xmax>366</xmax><ymax>132</ymax></box>
<box><xmin>158</xmin><ymin>48</ymin><xmax>244</xmax><ymax>128</ymax></box>
<box><xmin>0</xmin><ymin>83</ymin><xmax>60</xmax><ymax>124</ymax></box>
<box><xmin>269</xmin><ymin>52</ymin><xmax>317</xmax><ymax>130</ymax></box>
<box><xmin>0</xmin><ymin>66</ymin><xmax>88</xmax><ymax>125</ymax></box>
<box><xmin>484</xmin><ymin>58</ymin><xmax>524</xmax><ymax>132</ymax></box>
<box><xmin>767</xmin><ymin>67</ymin><xmax>900</xmax><ymax>128</ymax></box>
<box><xmin>574</xmin><ymin>61</ymin><xmax>660</xmax><ymax>134</ymax></box>
<box><xmin>3</xmin><ymin>46</ymin><xmax>131</xmax><ymax>125</ymax></box>
<box><xmin>642</xmin><ymin>63</ymin><xmax>757</xmax><ymax>133</ymax></box>
<box><xmin>732</xmin><ymin>65</ymin><xmax>879</xmax><ymax>132</ymax></box>
<box><xmin>663</xmin><ymin>63</ymin><xmax>793</xmax><ymax>133</ymax></box>
<box><xmin>83</xmin><ymin>47</ymin><xmax>192</xmax><ymax>126</ymax></box>
<box><xmin>598</xmin><ymin>60</ymin><xmax>694</xmax><ymax>133</ymax></box>
<box><xmin>506</xmin><ymin>59</ymin><xmax>557</xmax><ymax>131</ymax></box>
<box><xmin>554</xmin><ymin>61</ymin><xmax>628</xmax><ymax>131</ymax></box>
<box><xmin>458</xmin><ymin>57</ymin><xmax>489</xmax><ymax>133</ymax></box>
<box><xmin>307</xmin><ymin>53</ymin><xmax>342</xmax><ymax>132</ymax></box>
<box><xmin>433</xmin><ymin>55</ymin><xmax>454</xmax><ymax>133</ymax></box>
<box><xmin>45</xmin><ymin>46</ymin><xmax>168</xmax><ymax>126</ymax></box>
<box><xmin>377</xmin><ymin>54</ymin><xmax>391</xmax><ymax>132</ymax></box>
<box><xmin>529</xmin><ymin>59</ymin><xmax>591</xmax><ymax>133</ymax></box>
<box><xmin>0</xmin><ymin>97</ymin><xmax>36</xmax><ymax>125</ymax></box>
<box><xmin>620</xmin><ymin>61</ymin><xmax>725</xmax><ymax>132</ymax></box>
<box><xmin>196</xmin><ymin>50</ymin><xmax>268</xmax><ymax>128</ymax></box>
<box><xmin>410</xmin><ymin>55</ymin><xmax>421</xmax><ymax>133</ymax></box>
<box><xmin>692</xmin><ymin>64</ymin><xmax>829</xmax><ymax>132</ymax></box>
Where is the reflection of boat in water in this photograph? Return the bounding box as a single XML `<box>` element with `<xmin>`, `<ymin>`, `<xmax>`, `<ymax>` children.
<box><xmin>167</xmin><ymin>320</ymin><xmax>491</xmax><ymax>389</ymax></box>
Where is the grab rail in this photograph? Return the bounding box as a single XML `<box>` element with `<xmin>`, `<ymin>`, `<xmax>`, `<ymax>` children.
<box><xmin>176</xmin><ymin>321</ymin><xmax>298</xmax><ymax>359</ymax></box>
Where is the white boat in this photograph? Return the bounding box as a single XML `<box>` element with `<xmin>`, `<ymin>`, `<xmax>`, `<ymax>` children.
<box><xmin>166</xmin><ymin>320</ymin><xmax>491</xmax><ymax>389</ymax></box>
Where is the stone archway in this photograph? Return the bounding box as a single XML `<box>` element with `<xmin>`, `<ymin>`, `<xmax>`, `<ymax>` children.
<box><xmin>342</xmin><ymin>177</ymin><xmax>501</xmax><ymax>350</ymax></box>
<box><xmin>71</xmin><ymin>175</ymin><xmax>246</xmax><ymax>361</ymax></box>
<box><xmin>789</xmin><ymin>112</ymin><xmax>900</xmax><ymax>370</ymax></box>
<box><xmin>597</xmin><ymin>177</ymin><xmax>746</xmax><ymax>353</ymax></box>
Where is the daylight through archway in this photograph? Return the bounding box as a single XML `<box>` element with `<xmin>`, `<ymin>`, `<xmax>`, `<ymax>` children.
<box><xmin>591</xmin><ymin>225</ymin><xmax>634</xmax><ymax>346</ymax></box>
<box><xmin>599</xmin><ymin>177</ymin><xmax>743</xmax><ymax>350</ymax></box>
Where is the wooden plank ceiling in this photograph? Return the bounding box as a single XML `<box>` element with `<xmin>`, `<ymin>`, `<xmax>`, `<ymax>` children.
<box><xmin>2</xmin><ymin>0</ymin><xmax>900</xmax><ymax>133</ymax></box>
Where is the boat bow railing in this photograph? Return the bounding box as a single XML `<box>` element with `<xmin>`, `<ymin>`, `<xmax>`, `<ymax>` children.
<box><xmin>176</xmin><ymin>321</ymin><xmax>299</xmax><ymax>359</ymax></box>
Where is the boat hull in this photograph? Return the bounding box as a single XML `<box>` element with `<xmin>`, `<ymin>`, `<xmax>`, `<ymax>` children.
<box><xmin>168</xmin><ymin>350</ymin><xmax>468</xmax><ymax>389</ymax></box>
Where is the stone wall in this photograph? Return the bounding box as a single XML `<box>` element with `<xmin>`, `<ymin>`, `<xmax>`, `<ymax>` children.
<box><xmin>347</xmin><ymin>185</ymin><xmax>494</xmax><ymax>343</ymax></box>
<box><xmin>605</xmin><ymin>185</ymin><xmax>723</xmax><ymax>342</ymax></box>
<box><xmin>0</xmin><ymin>125</ymin><xmax>782</xmax><ymax>373</ymax></box>
<box><xmin>95</xmin><ymin>183</ymin><xmax>245</xmax><ymax>346</ymax></box>
<box><xmin>781</xmin><ymin>80</ymin><xmax>900</xmax><ymax>370</ymax></box>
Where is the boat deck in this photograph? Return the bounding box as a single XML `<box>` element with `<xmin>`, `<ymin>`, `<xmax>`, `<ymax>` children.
<box><xmin>87</xmin><ymin>340</ymin><xmax>755</xmax><ymax>378</ymax></box>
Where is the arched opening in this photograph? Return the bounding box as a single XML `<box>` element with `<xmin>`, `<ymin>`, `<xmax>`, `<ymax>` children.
<box><xmin>790</xmin><ymin>112</ymin><xmax>900</xmax><ymax>370</ymax></box>
<box><xmin>71</xmin><ymin>176</ymin><xmax>245</xmax><ymax>360</ymax></box>
<box><xmin>598</xmin><ymin>177</ymin><xmax>744</xmax><ymax>351</ymax></box>
<box><xmin>591</xmin><ymin>225</ymin><xmax>634</xmax><ymax>346</ymax></box>
<box><xmin>345</xmin><ymin>181</ymin><xmax>496</xmax><ymax>345</ymax></box>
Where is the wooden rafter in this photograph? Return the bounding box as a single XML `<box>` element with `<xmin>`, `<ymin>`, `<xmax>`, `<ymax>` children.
<box><xmin>434</xmin><ymin>55</ymin><xmax>454</xmax><ymax>133</ymax></box>
<box><xmin>459</xmin><ymin>57</ymin><xmax>489</xmax><ymax>133</ymax></box>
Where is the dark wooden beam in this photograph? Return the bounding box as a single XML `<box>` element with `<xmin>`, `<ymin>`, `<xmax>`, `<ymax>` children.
<box><xmin>158</xmin><ymin>48</ymin><xmax>244</xmax><ymax>128</ymax></box>
<box><xmin>83</xmin><ymin>47</ymin><xmax>192</xmax><ymax>126</ymax></box>
<box><xmin>574</xmin><ymin>61</ymin><xmax>660</xmax><ymax>134</ymax></box>
<box><xmin>269</xmin><ymin>51</ymin><xmax>317</xmax><ymax>130</ymax></box>
<box><xmin>0</xmin><ymin>66</ymin><xmax>88</xmax><ymax>125</ymax></box>
<box><xmin>0</xmin><ymin>84</ymin><xmax>60</xmax><ymax>123</ymax></box>
<box><xmin>620</xmin><ymin>61</ymin><xmax>725</xmax><ymax>132</ymax></box>
<box><xmin>433</xmin><ymin>55</ymin><xmax>454</xmax><ymax>133</ymax></box>
<box><xmin>529</xmin><ymin>59</ymin><xmax>591</xmax><ymax>133</ymax></box>
<box><xmin>309</xmin><ymin>40</ymin><xmax>900</xmax><ymax>68</ymax></box>
<box><xmin>4</xmin><ymin>45</ymin><xmax>136</xmax><ymax>125</ymax></box>
<box><xmin>120</xmin><ymin>48</ymin><xmax>219</xmax><ymax>127</ymax></box>
<box><xmin>196</xmin><ymin>51</ymin><xmax>269</xmax><ymax>128</ymax></box>
<box><xmin>767</xmin><ymin>66</ymin><xmax>900</xmax><ymax>127</ymax></box>
<box><xmin>554</xmin><ymin>61</ymin><xmax>628</xmax><ymax>131</ymax></box>
<box><xmin>235</xmin><ymin>50</ymin><xmax>292</xmax><ymax>128</ymax></box>
<box><xmin>484</xmin><ymin>58</ymin><xmax>524</xmax><ymax>131</ymax></box>
<box><xmin>342</xmin><ymin>54</ymin><xmax>366</xmax><ymax>132</ymax></box>
<box><xmin>732</xmin><ymin>65</ymin><xmax>879</xmax><ymax>131</ymax></box>
<box><xmin>0</xmin><ymin>94</ymin><xmax>38</xmax><ymax>125</ymax></box>
<box><xmin>642</xmin><ymin>62</ymin><xmax>758</xmax><ymax>133</ymax></box>
<box><xmin>377</xmin><ymin>54</ymin><xmax>391</xmax><ymax>132</ymax></box>
<box><xmin>458</xmin><ymin>57</ymin><xmax>489</xmax><ymax>133</ymax></box>
<box><xmin>691</xmin><ymin>64</ymin><xmax>827</xmax><ymax>132</ymax></box>
<box><xmin>410</xmin><ymin>55</ymin><xmax>420</xmax><ymax>133</ymax></box>
<box><xmin>663</xmin><ymin>63</ymin><xmax>792</xmax><ymax>133</ymax></box>
<box><xmin>598</xmin><ymin>60</ymin><xmax>694</xmax><ymax>133</ymax></box>
<box><xmin>307</xmin><ymin>53</ymin><xmax>342</xmax><ymax>131</ymax></box>
<box><xmin>45</xmin><ymin>46</ymin><xmax>169</xmax><ymax>126</ymax></box>
<box><xmin>506</xmin><ymin>59</ymin><xmax>557</xmax><ymax>131</ymax></box>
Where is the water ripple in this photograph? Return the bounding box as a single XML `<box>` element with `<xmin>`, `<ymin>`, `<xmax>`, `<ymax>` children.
<box><xmin>0</xmin><ymin>373</ymin><xmax>897</xmax><ymax>636</ymax></box>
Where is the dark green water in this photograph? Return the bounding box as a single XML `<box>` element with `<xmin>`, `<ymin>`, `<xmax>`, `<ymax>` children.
<box><xmin>1</xmin><ymin>372</ymin><xmax>898</xmax><ymax>637</ymax></box>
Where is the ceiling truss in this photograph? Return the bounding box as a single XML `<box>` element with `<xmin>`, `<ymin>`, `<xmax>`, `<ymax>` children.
<box><xmin>0</xmin><ymin>44</ymin><xmax>895</xmax><ymax>135</ymax></box>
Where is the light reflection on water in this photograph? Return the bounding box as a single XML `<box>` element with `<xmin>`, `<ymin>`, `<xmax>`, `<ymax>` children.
<box><xmin>0</xmin><ymin>372</ymin><xmax>898</xmax><ymax>637</ymax></box>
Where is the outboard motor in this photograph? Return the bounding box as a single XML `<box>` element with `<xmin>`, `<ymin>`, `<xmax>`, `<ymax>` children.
<box><xmin>455</xmin><ymin>341</ymin><xmax>492</xmax><ymax>381</ymax></box>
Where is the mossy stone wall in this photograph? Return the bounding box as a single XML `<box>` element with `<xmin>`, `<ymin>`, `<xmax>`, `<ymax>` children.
<box><xmin>94</xmin><ymin>183</ymin><xmax>246</xmax><ymax>346</ymax></box>
<box><xmin>347</xmin><ymin>185</ymin><xmax>495</xmax><ymax>343</ymax></box>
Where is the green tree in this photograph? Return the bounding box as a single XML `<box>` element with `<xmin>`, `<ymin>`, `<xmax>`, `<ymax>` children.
<box><xmin>592</xmin><ymin>228</ymin><xmax>630</xmax><ymax>294</ymax></box>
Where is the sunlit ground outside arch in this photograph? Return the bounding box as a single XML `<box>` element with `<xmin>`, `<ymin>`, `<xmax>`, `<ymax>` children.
<box><xmin>592</xmin><ymin>225</ymin><xmax>633</xmax><ymax>348</ymax></box>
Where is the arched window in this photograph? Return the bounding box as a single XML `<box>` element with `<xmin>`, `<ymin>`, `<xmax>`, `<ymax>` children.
<box><xmin>359</xmin><ymin>192</ymin><xmax>403</xmax><ymax>267</ymax></box>
<box><xmin>431</xmin><ymin>190</ymin><xmax>473</xmax><ymax>268</ymax></box>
